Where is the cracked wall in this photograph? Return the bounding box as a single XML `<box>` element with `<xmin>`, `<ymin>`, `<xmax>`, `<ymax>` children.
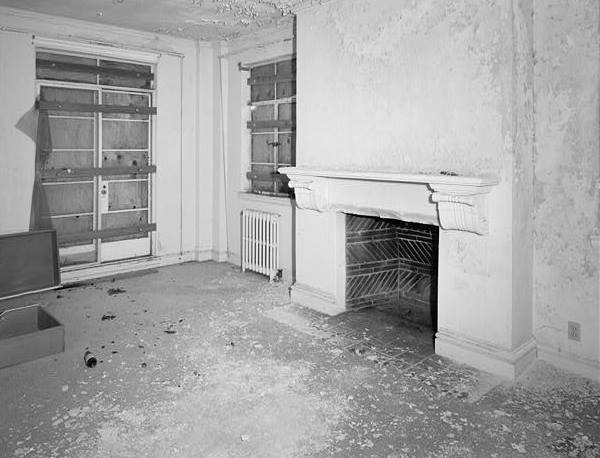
<box><xmin>533</xmin><ymin>0</ymin><xmax>600</xmax><ymax>373</ymax></box>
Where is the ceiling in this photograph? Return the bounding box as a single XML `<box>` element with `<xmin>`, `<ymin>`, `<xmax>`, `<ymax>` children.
<box><xmin>0</xmin><ymin>0</ymin><xmax>326</xmax><ymax>41</ymax></box>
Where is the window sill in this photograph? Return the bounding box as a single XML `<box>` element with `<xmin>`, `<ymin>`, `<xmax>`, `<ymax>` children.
<box><xmin>238</xmin><ymin>191</ymin><xmax>295</xmax><ymax>209</ymax></box>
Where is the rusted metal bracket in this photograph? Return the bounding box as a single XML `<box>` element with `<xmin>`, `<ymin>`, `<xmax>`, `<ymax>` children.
<box><xmin>40</xmin><ymin>165</ymin><xmax>156</xmax><ymax>179</ymax></box>
<box><xmin>57</xmin><ymin>223</ymin><xmax>156</xmax><ymax>245</ymax></box>
<box><xmin>246</xmin><ymin>171</ymin><xmax>287</xmax><ymax>182</ymax></box>
<box><xmin>247</xmin><ymin>120</ymin><xmax>295</xmax><ymax>130</ymax></box>
<box><xmin>36</xmin><ymin>58</ymin><xmax>154</xmax><ymax>81</ymax></box>
<box><xmin>36</xmin><ymin>100</ymin><xmax>156</xmax><ymax>115</ymax></box>
<box><xmin>247</xmin><ymin>74</ymin><xmax>294</xmax><ymax>85</ymax></box>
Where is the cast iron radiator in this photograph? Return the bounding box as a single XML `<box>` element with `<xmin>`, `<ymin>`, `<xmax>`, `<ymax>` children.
<box><xmin>241</xmin><ymin>209</ymin><xmax>280</xmax><ymax>281</ymax></box>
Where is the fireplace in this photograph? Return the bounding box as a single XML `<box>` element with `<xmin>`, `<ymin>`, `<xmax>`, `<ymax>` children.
<box><xmin>345</xmin><ymin>214</ymin><xmax>438</xmax><ymax>331</ymax></box>
<box><xmin>279</xmin><ymin>166</ymin><xmax>537</xmax><ymax>379</ymax></box>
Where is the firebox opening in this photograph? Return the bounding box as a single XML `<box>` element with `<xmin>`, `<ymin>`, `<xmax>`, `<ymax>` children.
<box><xmin>345</xmin><ymin>214</ymin><xmax>439</xmax><ymax>340</ymax></box>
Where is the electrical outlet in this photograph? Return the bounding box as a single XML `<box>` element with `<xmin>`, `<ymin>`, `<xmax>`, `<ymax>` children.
<box><xmin>568</xmin><ymin>321</ymin><xmax>581</xmax><ymax>342</ymax></box>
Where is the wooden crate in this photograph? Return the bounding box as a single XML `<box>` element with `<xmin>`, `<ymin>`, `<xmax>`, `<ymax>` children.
<box><xmin>0</xmin><ymin>305</ymin><xmax>64</xmax><ymax>369</ymax></box>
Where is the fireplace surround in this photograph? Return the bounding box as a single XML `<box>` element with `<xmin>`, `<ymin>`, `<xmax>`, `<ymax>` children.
<box><xmin>280</xmin><ymin>166</ymin><xmax>537</xmax><ymax>379</ymax></box>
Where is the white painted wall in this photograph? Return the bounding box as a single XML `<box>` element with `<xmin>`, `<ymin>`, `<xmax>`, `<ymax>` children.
<box><xmin>0</xmin><ymin>7</ymin><xmax>216</xmax><ymax>273</ymax></box>
<box><xmin>197</xmin><ymin>43</ymin><xmax>218</xmax><ymax>260</ymax></box>
<box><xmin>0</xmin><ymin>30</ymin><xmax>36</xmax><ymax>235</ymax></box>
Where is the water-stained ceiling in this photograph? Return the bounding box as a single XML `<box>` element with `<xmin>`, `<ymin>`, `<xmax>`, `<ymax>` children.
<box><xmin>0</xmin><ymin>0</ymin><xmax>326</xmax><ymax>41</ymax></box>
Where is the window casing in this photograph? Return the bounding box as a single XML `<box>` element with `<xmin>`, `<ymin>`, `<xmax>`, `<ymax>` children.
<box><xmin>246</xmin><ymin>58</ymin><xmax>296</xmax><ymax>197</ymax></box>
<box><xmin>34</xmin><ymin>50</ymin><xmax>156</xmax><ymax>267</ymax></box>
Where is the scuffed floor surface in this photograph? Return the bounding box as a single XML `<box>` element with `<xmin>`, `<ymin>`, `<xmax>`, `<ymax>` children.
<box><xmin>0</xmin><ymin>262</ymin><xmax>599</xmax><ymax>457</ymax></box>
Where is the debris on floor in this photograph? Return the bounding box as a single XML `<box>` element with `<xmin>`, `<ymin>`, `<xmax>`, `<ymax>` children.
<box><xmin>83</xmin><ymin>351</ymin><xmax>97</xmax><ymax>368</ymax></box>
<box><xmin>0</xmin><ymin>262</ymin><xmax>598</xmax><ymax>457</ymax></box>
<box><xmin>106</xmin><ymin>287</ymin><xmax>126</xmax><ymax>296</ymax></box>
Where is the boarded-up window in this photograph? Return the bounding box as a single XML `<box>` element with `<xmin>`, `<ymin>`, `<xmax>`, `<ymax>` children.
<box><xmin>246</xmin><ymin>58</ymin><xmax>295</xmax><ymax>196</ymax></box>
<box><xmin>36</xmin><ymin>52</ymin><xmax>153</xmax><ymax>89</ymax></box>
<box><xmin>34</xmin><ymin>51</ymin><xmax>156</xmax><ymax>267</ymax></box>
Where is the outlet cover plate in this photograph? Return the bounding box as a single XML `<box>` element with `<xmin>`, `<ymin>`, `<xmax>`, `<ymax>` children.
<box><xmin>568</xmin><ymin>321</ymin><xmax>581</xmax><ymax>342</ymax></box>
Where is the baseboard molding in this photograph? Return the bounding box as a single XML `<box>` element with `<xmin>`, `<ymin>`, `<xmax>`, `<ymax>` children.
<box><xmin>227</xmin><ymin>251</ymin><xmax>293</xmax><ymax>282</ymax></box>
<box><xmin>211</xmin><ymin>249</ymin><xmax>229</xmax><ymax>262</ymax></box>
<box><xmin>61</xmin><ymin>251</ymin><xmax>196</xmax><ymax>284</ymax></box>
<box><xmin>228</xmin><ymin>252</ymin><xmax>241</xmax><ymax>266</ymax></box>
<box><xmin>290</xmin><ymin>283</ymin><xmax>345</xmax><ymax>316</ymax></box>
<box><xmin>195</xmin><ymin>249</ymin><xmax>214</xmax><ymax>262</ymax></box>
<box><xmin>436</xmin><ymin>329</ymin><xmax>537</xmax><ymax>380</ymax></box>
<box><xmin>537</xmin><ymin>344</ymin><xmax>600</xmax><ymax>383</ymax></box>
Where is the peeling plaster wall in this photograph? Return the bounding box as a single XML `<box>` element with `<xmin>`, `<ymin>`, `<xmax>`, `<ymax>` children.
<box><xmin>533</xmin><ymin>0</ymin><xmax>600</xmax><ymax>375</ymax></box>
<box><xmin>294</xmin><ymin>0</ymin><xmax>540</xmax><ymax>377</ymax></box>
<box><xmin>295</xmin><ymin>0</ymin><xmax>600</xmax><ymax>378</ymax></box>
<box><xmin>511</xmin><ymin>0</ymin><xmax>535</xmax><ymax>351</ymax></box>
<box><xmin>297</xmin><ymin>0</ymin><xmax>512</xmax><ymax>176</ymax></box>
<box><xmin>0</xmin><ymin>8</ymin><xmax>213</xmax><ymax>266</ymax></box>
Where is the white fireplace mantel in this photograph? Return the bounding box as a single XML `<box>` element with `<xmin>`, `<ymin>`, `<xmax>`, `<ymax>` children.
<box><xmin>279</xmin><ymin>167</ymin><xmax>499</xmax><ymax>235</ymax></box>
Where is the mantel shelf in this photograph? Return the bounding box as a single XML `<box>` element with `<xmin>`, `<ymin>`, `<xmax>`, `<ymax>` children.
<box><xmin>278</xmin><ymin>167</ymin><xmax>499</xmax><ymax>187</ymax></box>
<box><xmin>279</xmin><ymin>166</ymin><xmax>500</xmax><ymax>235</ymax></box>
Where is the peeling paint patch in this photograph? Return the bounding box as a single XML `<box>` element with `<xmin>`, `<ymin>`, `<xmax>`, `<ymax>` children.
<box><xmin>533</xmin><ymin>0</ymin><xmax>600</xmax><ymax>365</ymax></box>
<box><xmin>0</xmin><ymin>0</ymin><xmax>332</xmax><ymax>40</ymax></box>
<box><xmin>296</xmin><ymin>0</ymin><xmax>509</xmax><ymax>175</ymax></box>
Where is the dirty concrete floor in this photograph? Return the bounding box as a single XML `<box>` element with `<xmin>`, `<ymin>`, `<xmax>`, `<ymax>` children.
<box><xmin>0</xmin><ymin>261</ymin><xmax>599</xmax><ymax>457</ymax></box>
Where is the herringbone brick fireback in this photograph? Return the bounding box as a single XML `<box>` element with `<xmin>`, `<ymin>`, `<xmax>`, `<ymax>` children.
<box><xmin>345</xmin><ymin>214</ymin><xmax>438</xmax><ymax>327</ymax></box>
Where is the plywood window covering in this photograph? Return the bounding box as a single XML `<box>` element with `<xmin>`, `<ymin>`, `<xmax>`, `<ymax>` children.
<box><xmin>247</xmin><ymin>58</ymin><xmax>296</xmax><ymax>196</ymax></box>
<box><xmin>33</xmin><ymin>51</ymin><xmax>156</xmax><ymax>267</ymax></box>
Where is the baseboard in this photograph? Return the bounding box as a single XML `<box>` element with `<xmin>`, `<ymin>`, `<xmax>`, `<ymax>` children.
<box><xmin>227</xmin><ymin>251</ymin><xmax>293</xmax><ymax>282</ymax></box>
<box><xmin>228</xmin><ymin>252</ymin><xmax>241</xmax><ymax>266</ymax></box>
<box><xmin>537</xmin><ymin>343</ymin><xmax>600</xmax><ymax>383</ymax></box>
<box><xmin>61</xmin><ymin>251</ymin><xmax>196</xmax><ymax>284</ymax></box>
<box><xmin>436</xmin><ymin>329</ymin><xmax>537</xmax><ymax>380</ymax></box>
<box><xmin>195</xmin><ymin>249</ymin><xmax>214</xmax><ymax>262</ymax></box>
<box><xmin>211</xmin><ymin>249</ymin><xmax>229</xmax><ymax>262</ymax></box>
<box><xmin>290</xmin><ymin>283</ymin><xmax>345</xmax><ymax>316</ymax></box>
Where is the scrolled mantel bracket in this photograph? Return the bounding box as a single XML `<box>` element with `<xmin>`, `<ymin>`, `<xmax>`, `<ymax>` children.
<box><xmin>288</xmin><ymin>177</ymin><xmax>330</xmax><ymax>212</ymax></box>
<box><xmin>429</xmin><ymin>183</ymin><xmax>495</xmax><ymax>235</ymax></box>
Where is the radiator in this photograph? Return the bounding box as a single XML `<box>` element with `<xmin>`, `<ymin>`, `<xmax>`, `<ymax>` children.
<box><xmin>241</xmin><ymin>209</ymin><xmax>281</xmax><ymax>281</ymax></box>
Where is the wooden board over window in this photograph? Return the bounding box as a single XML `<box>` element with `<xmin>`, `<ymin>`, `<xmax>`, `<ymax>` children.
<box><xmin>247</xmin><ymin>58</ymin><xmax>296</xmax><ymax>197</ymax></box>
<box><xmin>36</xmin><ymin>52</ymin><xmax>153</xmax><ymax>89</ymax></box>
<box><xmin>35</xmin><ymin>51</ymin><xmax>156</xmax><ymax>268</ymax></box>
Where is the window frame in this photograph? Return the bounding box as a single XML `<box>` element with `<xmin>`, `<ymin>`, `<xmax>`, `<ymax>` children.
<box><xmin>34</xmin><ymin>48</ymin><xmax>157</xmax><ymax>269</ymax></box>
<box><xmin>244</xmin><ymin>56</ymin><xmax>296</xmax><ymax>198</ymax></box>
